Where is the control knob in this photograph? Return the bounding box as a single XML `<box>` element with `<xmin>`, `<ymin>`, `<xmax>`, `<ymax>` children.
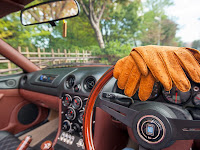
<box><xmin>62</xmin><ymin>120</ymin><xmax>72</xmax><ymax>132</ymax></box>
<box><xmin>72</xmin><ymin>123</ymin><xmax>81</xmax><ymax>133</ymax></box>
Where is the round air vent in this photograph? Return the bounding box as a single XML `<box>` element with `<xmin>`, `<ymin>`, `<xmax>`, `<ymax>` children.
<box><xmin>6</xmin><ymin>79</ymin><xmax>16</xmax><ymax>87</ymax></box>
<box><xmin>84</xmin><ymin>76</ymin><xmax>96</xmax><ymax>91</ymax></box>
<box><xmin>66</xmin><ymin>75</ymin><xmax>75</xmax><ymax>89</ymax></box>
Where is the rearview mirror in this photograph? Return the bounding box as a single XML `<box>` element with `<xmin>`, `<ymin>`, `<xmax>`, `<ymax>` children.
<box><xmin>20</xmin><ymin>0</ymin><xmax>80</xmax><ymax>26</ymax></box>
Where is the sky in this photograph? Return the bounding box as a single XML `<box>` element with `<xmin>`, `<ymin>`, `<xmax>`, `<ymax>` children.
<box><xmin>166</xmin><ymin>0</ymin><xmax>200</xmax><ymax>43</ymax></box>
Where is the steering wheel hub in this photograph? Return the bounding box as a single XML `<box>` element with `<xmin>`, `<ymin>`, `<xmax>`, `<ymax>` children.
<box><xmin>137</xmin><ymin>115</ymin><xmax>166</xmax><ymax>144</ymax></box>
<box><xmin>132</xmin><ymin>110</ymin><xmax>173</xmax><ymax>149</ymax></box>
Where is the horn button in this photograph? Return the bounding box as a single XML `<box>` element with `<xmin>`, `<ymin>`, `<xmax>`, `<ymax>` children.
<box><xmin>137</xmin><ymin>115</ymin><xmax>165</xmax><ymax>143</ymax></box>
<box><xmin>132</xmin><ymin>110</ymin><xmax>173</xmax><ymax>149</ymax></box>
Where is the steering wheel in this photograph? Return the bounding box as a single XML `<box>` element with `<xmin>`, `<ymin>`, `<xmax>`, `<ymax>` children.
<box><xmin>83</xmin><ymin>66</ymin><xmax>200</xmax><ymax>150</ymax></box>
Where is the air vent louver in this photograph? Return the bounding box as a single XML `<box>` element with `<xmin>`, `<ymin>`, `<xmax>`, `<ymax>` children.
<box><xmin>66</xmin><ymin>75</ymin><xmax>75</xmax><ymax>89</ymax></box>
<box><xmin>84</xmin><ymin>76</ymin><xmax>96</xmax><ymax>91</ymax></box>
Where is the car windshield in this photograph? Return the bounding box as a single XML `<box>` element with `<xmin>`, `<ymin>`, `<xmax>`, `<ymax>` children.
<box><xmin>0</xmin><ymin>0</ymin><xmax>200</xmax><ymax>75</ymax></box>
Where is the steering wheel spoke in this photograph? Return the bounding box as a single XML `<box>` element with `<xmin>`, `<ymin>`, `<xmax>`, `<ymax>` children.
<box><xmin>96</xmin><ymin>93</ymin><xmax>138</xmax><ymax>127</ymax></box>
<box><xmin>168</xmin><ymin>118</ymin><xmax>200</xmax><ymax>140</ymax></box>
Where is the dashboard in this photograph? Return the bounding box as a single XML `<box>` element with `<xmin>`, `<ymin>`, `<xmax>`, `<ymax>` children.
<box><xmin>19</xmin><ymin>66</ymin><xmax>200</xmax><ymax>149</ymax></box>
<box><xmin>20</xmin><ymin>66</ymin><xmax>111</xmax><ymax>149</ymax></box>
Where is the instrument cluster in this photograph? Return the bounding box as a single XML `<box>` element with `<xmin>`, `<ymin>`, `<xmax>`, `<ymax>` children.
<box><xmin>61</xmin><ymin>94</ymin><xmax>87</xmax><ymax>137</ymax></box>
<box><xmin>115</xmin><ymin>81</ymin><xmax>200</xmax><ymax>108</ymax></box>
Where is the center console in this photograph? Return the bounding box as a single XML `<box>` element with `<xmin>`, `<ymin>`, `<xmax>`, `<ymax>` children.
<box><xmin>57</xmin><ymin>93</ymin><xmax>87</xmax><ymax>149</ymax></box>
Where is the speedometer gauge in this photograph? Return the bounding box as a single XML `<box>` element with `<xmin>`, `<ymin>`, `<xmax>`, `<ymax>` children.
<box><xmin>193</xmin><ymin>92</ymin><xmax>200</xmax><ymax>106</ymax></box>
<box><xmin>162</xmin><ymin>87</ymin><xmax>191</xmax><ymax>104</ymax></box>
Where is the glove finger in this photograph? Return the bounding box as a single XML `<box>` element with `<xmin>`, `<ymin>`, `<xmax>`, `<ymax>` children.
<box><xmin>124</xmin><ymin>60</ymin><xmax>141</xmax><ymax>97</ymax></box>
<box><xmin>159</xmin><ymin>50</ymin><xmax>191</xmax><ymax>92</ymax></box>
<box><xmin>175</xmin><ymin>48</ymin><xmax>200</xmax><ymax>83</ymax></box>
<box><xmin>185</xmin><ymin>47</ymin><xmax>200</xmax><ymax>63</ymax></box>
<box><xmin>133</xmin><ymin>46</ymin><xmax>172</xmax><ymax>91</ymax></box>
<box><xmin>138</xmin><ymin>71</ymin><xmax>155</xmax><ymax>101</ymax></box>
<box><xmin>130</xmin><ymin>51</ymin><xmax>148</xmax><ymax>76</ymax></box>
<box><xmin>117</xmin><ymin>56</ymin><xmax>135</xmax><ymax>89</ymax></box>
<box><xmin>113</xmin><ymin>56</ymin><xmax>129</xmax><ymax>79</ymax></box>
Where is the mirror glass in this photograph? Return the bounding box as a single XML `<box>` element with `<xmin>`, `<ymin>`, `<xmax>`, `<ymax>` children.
<box><xmin>21</xmin><ymin>0</ymin><xmax>79</xmax><ymax>25</ymax></box>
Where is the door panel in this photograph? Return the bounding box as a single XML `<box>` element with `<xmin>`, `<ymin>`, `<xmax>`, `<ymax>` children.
<box><xmin>0</xmin><ymin>74</ymin><xmax>49</xmax><ymax>134</ymax></box>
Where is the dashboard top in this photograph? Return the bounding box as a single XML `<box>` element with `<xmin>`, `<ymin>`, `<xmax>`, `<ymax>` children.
<box><xmin>20</xmin><ymin>66</ymin><xmax>111</xmax><ymax>97</ymax></box>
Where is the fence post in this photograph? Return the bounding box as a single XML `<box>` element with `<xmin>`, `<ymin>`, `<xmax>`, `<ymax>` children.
<box><xmin>51</xmin><ymin>49</ymin><xmax>55</xmax><ymax>64</ymax></box>
<box><xmin>82</xmin><ymin>50</ymin><xmax>85</xmax><ymax>63</ymax></box>
<box><xmin>75</xmin><ymin>50</ymin><xmax>78</xmax><ymax>63</ymax></box>
<box><xmin>85</xmin><ymin>50</ymin><xmax>88</xmax><ymax>63</ymax></box>
<box><xmin>58</xmin><ymin>49</ymin><xmax>61</xmax><ymax>64</ymax></box>
<box><xmin>42</xmin><ymin>48</ymin><xmax>45</xmax><ymax>57</ymax></box>
<box><xmin>68</xmin><ymin>50</ymin><xmax>71</xmax><ymax>63</ymax></box>
<box><xmin>64</xmin><ymin>49</ymin><xmax>67</xmax><ymax>63</ymax></box>
<box><xmin>26</xmin><ymin>47</ymin><xmax>30</xmax><ymax>58</ymax></box>
<box><xmin>17</xmin><ymin>46</ymin><xmax>21</xmax><ymax>53</ymax></box>
<box><xmin>37</xmin><ymin>48</ymin><xmax>41</xmax><ymax>68</ymax></box>
<box><xmin>8</xmin><ymin>61</ymin><xmax>12</xmax><ymax>74</ymax></box>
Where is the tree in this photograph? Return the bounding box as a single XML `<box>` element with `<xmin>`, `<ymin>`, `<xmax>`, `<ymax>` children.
<box><xmin>102</xmin><ymin>1</ymin><xmax>141</xmax><ymax>46</ymax></box>
<box><xmin>138</xmin><ymin>0</ymin><xmax>180</xmax><ymax>46</ymax></box>
<box><xmin>160</xmin><ymin>18</ymin><xmax>178</xmax><ymax>46</ymax></box>
<box><xmin>192</xmin><ymin>40</ymin><xmax>200</xmax><ymax>50</ymax></box>
<box><xmin>79</xmin><ymin>0</ymin><xmax>106</xmax><ymax>48</ymax></box>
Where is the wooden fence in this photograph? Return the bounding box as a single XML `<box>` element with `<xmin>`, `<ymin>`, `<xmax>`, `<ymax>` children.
<box><xmin>0</xmin><ymin>46</ymin><xmax>100</xmax><ymax>74</ymax></box>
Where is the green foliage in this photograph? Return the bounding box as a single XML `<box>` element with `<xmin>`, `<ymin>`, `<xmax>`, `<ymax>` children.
<box><xmin>192</xmin><ymin>40</ymin><xmax>200</xmax><ymax>50</ymax></box>
<box><xmin>0</xmin><ymin>0</ymin><xmax>184</xmax><ymax>63</ymax></box>
<box><xmin>138</xmin><ymin>0</ymin><xmax>181</xmax><ymax>46</ymax></box>
<box><xmin>102</xmin><ymin>0</ymin><xmax>141</xmax><ymax>46</ymax></box>
<box><xmin>0</xmin><ymin>12</ymin><xmax>36</xmax><ymax>49</ymax></box>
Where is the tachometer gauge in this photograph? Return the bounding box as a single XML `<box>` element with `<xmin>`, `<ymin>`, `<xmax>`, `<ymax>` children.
<box><xmin>72</xmin><ymin>96</ymin><xmax>82</xmax><ymax>110</ymax></box>
<box><xmin>132</xmin><ymin>82</ymin><xmax>161</xmax><ymax>100</ymax></box>
<box><xmin>148</xmin><ymin>82</ymin><xmax>161</xmax><ymax>100</ymax></box>
<box><xmin>62</xmin><ymin>94</ymin><xmax>72</xmax><ymax>107</ymax></box>
<box><xmin>65</xmin><ymin>107</ymin><xmax>76</xmax><ymax>120</ymax></box>
<box><xmin>193</xmin><ymin>92</ymin><xmax>200</xmax><ymax>106</ymax></box>
<box><xmin>162</xmin><ymin>87</ymin><xmax>191</xmax><ymax>104</ymax></box>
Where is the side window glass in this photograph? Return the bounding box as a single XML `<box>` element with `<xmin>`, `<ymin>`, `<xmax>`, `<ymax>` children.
<box><xmin>0</xmin><ymin>55</ymin><xmax>23</xmax><ymax>76</ymax></box>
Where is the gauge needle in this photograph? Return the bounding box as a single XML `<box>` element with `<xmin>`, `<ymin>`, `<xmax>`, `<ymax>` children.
<box><xmin>175</xmin><ymin>91</ymin><xmax>178</xmax><ymax>104</ymax></box>
<box><xmin>196</xmin><ymin>97</ymin><xmax>200</xmax><ymax>100</ymax></box>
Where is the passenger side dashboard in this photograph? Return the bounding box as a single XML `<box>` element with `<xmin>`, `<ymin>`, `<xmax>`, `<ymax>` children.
<box><xmin>20</xmin><ymin>67</ymin><xmax>111</xmax><ymax>98</ymax></box>
<box><xmin>19</xmin><ymin>66</ymin><xmax>111</xmax><ymax>149</ymax></box>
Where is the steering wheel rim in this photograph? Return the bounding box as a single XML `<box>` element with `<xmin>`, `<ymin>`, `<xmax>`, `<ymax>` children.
<box><xmin>83</xmin><ymin>66</ymin><xmax>114</xmax><ymax>150</ymax></box>
<box><xmin>83</xmin><ymin>66</ymin><xmax>200</xmax><ymax>150</ymax></box>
